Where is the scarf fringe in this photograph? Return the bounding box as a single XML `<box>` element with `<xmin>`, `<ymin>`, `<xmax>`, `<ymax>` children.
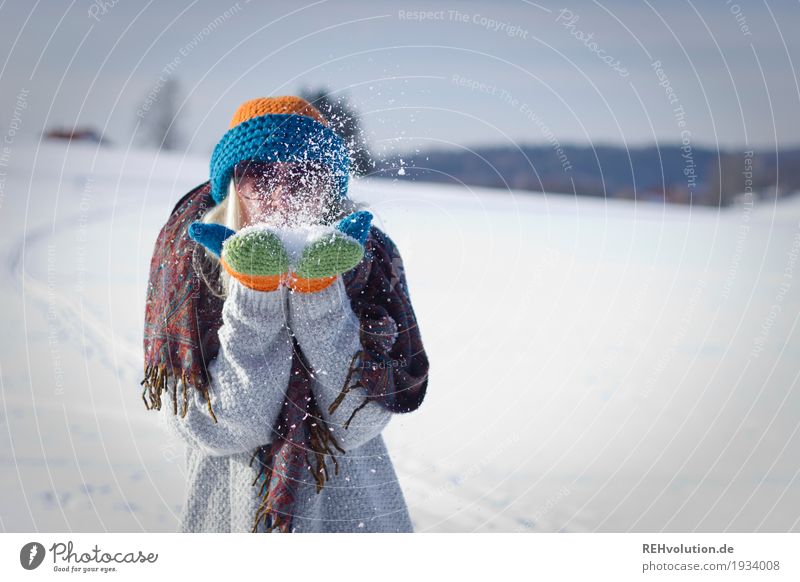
<box><xmin>330</xmin><ymin>348</ymin><xmax>388</xmax><ymax>429</ymax></box>
<box><xmin>248</xmin><ymin>408</ymin><xmax>346</xmax><ymax>533</ymax></box>
<box><xmin>328</xmin><ymin>348</ymin><xmax>377</xmax><ymax>429</ymax></box>
<box><xmin>249</xmin><ymin>456</ymin><xmax>290</xmax><ymax>534</ymax></box>
<box><xmin>140</xmin><ymin>362</ymin><xmax>218</xmax><ymax>423</ymax></box>
<box><xmin>247</xmin><ymin>349</ymin><xmax>377</xmax><ymax>533</ymax></box>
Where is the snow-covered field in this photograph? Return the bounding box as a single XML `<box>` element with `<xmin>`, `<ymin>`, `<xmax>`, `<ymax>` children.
<box><xmin>1</xmin><ymin>140</ymin><xmax>799</xmax><ymax>532</ymax></box>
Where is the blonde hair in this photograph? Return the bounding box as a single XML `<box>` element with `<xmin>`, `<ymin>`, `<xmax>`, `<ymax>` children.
<box><xmin>193</xmin><ymin>179</ymin><xmax>369</xmax><ymax>298</ymax></box>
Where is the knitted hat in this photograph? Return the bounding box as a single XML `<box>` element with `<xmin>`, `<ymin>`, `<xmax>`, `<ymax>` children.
<box><xmin>209</xmin><ymin>96</ymin><xmax>350</xmax><ymax>205</ymax></box>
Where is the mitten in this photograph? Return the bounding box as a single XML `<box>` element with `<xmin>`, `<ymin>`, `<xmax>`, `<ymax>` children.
<box><xmin>287</xmin><ymin>211</ymin><xmax>373</xmax><ymax>293</ymax></box>
<box><xmin>188</xmin><ymin>222</ymin><xmax>289</xmax><ymax>292</ymax></box>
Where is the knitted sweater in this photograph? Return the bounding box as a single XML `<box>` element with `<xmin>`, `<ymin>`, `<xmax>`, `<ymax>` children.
<box><xmin>160</xmin><ymin>276</ymin><xmax>414</xmax><ymax>533</ymax></box>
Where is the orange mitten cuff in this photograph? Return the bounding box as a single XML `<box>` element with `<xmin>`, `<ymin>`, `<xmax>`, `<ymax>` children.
<box><xmin>286</xmin><ymin>273</ymin><xmax>336</xmax><ymax>293</ymax></box>
<box><xmin>221</xmin><ymin>258</ymin><xmax>282</xmax><ymax>292</ymax></box>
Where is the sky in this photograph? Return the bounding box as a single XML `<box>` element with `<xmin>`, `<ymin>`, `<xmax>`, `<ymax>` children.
<box><xmin>1</xmin><ymin>0</ymin><xmax>799</xmax><ymax>156</ymax></box>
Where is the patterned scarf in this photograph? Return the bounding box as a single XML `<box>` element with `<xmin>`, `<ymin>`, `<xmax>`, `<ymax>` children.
<box><xmin>141</xmin><ymin>181</ymin><xmax>429</xmax><ymax>532</ymax></box>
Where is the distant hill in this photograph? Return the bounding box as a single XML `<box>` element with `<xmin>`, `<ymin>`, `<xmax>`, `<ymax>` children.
<box><xmin>373</xmin><ymin>144</ymin><xmax>800</xmax><ymax>207</ymax></box>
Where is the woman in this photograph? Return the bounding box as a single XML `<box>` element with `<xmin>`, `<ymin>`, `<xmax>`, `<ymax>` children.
<box><xmin>141</xmin><ymin>96</ymin><xmax>429</xmax><ymax>533</ymax></box>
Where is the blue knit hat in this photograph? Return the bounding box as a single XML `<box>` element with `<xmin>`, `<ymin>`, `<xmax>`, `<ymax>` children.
<box><xmin>209</xmin><ymin>96</ymin><xmax>350</xmax><ymax>205</ymax></box>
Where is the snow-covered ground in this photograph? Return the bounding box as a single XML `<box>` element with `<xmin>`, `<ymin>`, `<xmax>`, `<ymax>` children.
<box><xmin>1</xmin><ymin>140</ymin><xmax>799</xmax><ymax>532</ymax></box>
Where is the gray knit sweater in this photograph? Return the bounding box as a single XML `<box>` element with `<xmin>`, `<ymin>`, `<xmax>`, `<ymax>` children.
<box><xmin>160</xmin><ymin>276</ymin><xmax>414</xmax><ymax>533</ymax></box>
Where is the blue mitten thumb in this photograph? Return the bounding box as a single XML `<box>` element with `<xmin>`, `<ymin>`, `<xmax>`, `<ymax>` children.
<box><xmin>188</xmin><ymin>222</ymin><xmax>237</xmax><ymax>258</ymax></box>
<box><xmin>335</xmin><ymin>210</ymin><xmax>373</xmax><ymax>245</ymax></box>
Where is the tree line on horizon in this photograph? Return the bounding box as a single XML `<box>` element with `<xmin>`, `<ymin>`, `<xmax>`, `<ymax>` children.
<box><xmin>45</xmin><ymin>77</ymin><xmax>798</xmax><ymax>207</ymax></box>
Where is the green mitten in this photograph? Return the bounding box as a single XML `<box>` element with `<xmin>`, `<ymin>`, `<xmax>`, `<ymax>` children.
<box><xmin>294</xmin><ymin>230</ymin><xmax>364</xmax><ymax>279</ymax></box>
<box><xmin>221</xmin><ymin>228</ymin><xmax>289</xmax><ymax>291</ymax></box>
<box><xmin>285</xmin><ymin>211</ymin><xmax>372</xmax><ymax>293</ymax></box>
<box><xmin>222</xmin><ymin>229</ymin><xmax>289</xmax><ymax>275</ymax></box>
